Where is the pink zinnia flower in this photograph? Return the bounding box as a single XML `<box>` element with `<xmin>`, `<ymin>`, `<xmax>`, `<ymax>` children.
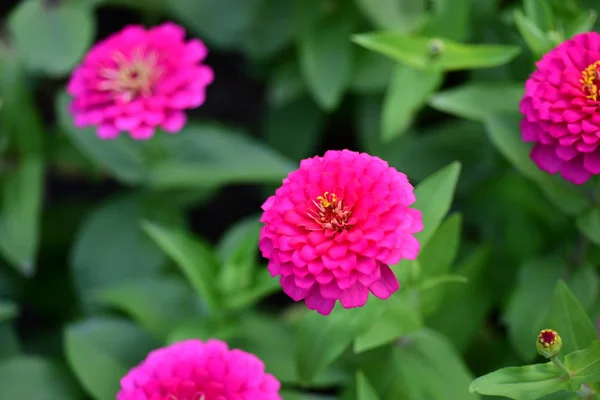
<box><xmin>520</xmin><ymin>32</ymin><xmax>600</xmax><ymax>184</ymax></box>
<box><xmin>117</xmin><ymin>339</ymin><xmax>282</xmax><ymax>400</ymax></box>
<box><xmin>67</xmin><ymin>22</ymin><xmax>213</xmax><ymax>140</ymax></box>
<box><xmin>259</xmin><ymin>150</ymin><xmax>423</xmax><ymax>316</ymax></box>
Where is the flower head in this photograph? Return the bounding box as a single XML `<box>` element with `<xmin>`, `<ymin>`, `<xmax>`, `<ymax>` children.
<box><xmin>67</xmin><ymin>22</ymin><xmax>213</xmax><ymax>140</ymax></box>
<box><xmin>536</xmin><ymin>329</ymin><xmax>563</xmax><ymax>359</ymax></box>
<box><xmin>520</xmin><ymin>32</ymin><xmax>600</xmax><ymax>184</ymax></box>
<box><xmin>117</xmin><ymin>339</ymin><xmax>281</xmax><ymax>400</ymax></box>
<box><xmin>259</xmin><ymin>150</ymin><xmax>423</xmax><ymax>315</ymax></box>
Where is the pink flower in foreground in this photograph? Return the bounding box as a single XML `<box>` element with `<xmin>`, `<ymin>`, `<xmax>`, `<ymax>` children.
<box><xmin>259</xmin><ymin>150</ymin><xmax>423</xmax><ymax>316</ymax></box>
<box><xmin>520</xmin><ymin>32</ymin><xmax>600</xmax><ymax>184</ymax></box>
<box><xmin>67</xmin><ymin>22</ymin><xmax>213</xmax><ymax>140</ymax></box>
<box><xmin>117</xmin><ymin>339</ymin><xmax>281</xmax><ymax>400</ymax></box>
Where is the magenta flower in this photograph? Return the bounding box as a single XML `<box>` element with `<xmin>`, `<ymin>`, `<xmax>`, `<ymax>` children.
<box><xmin>117</xmin><ymin>339</ymin><xmax>282</xmax><ymax>400</ymax></box>
<box><xmin>67</xmin><ymin>22</ymin><xmax>213</xmax><ymax>140</ymax></box>
<box><xmin>259</xmin><ymin>150</ymin><xmax>423</xmax><ymax>316</ymax></box>
<box><xmin>520</xmin><ymin>32</ymin><xmax>600</xmax><ymax>184</ymax></box>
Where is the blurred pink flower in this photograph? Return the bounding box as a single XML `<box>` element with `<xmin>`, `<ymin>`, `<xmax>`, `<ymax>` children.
<box><xmin>259</xmin><ymin>150</ymin><xmax>423</xmax><ymax>316</ymax></box>
<box><xmin>67</xmin><ymin>22</ymin><xmax>213</xmax><ymax>140</ymax></box>
<box><xmin>520</xmin><ymin>32</ymin><xmax>600</xmax><ymax>184</ymax></box>
<box><xmin>117</xmin><ymin>339</ymin><xmax>281</xmax><ymax>400</ymax></box>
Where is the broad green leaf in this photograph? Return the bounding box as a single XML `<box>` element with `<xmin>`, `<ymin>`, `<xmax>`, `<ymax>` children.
<box><xmin>381</xmin><ymin>65</ymin><xmax>443</xmax><ymax>141</ymax></box>
<box><xmin>357</xmin><ymin>371</ymin><xmax>381</xmax><ymax>400</ymax></box>
<box><xmin>429</xmin><ymin>82</ymin><xmax>524</xmax><ymax>121</ymax></box>
<box><xmin>524</xmin><ymin>0</ymin><xmax>555</xmax><ymax>32</ymax></box>
<box><xmin>0</xmin><ymin>324</ymin><xmax>21</xmax><ymax>361</ymax></box>
<box><xmin>354</xmin><ymin>298</ymin><xmax>422</xmax><ymax>353</ymax></box>
<box><xmin>469</xmin><ymin>362</ymin><xmax>568</xmax><ymax>399</ymax></box>
<box><xmin>0</xmin><ymin>157</ymin><xmax>43</xmax><ymax>275</ymax></box>
<box><xmin>484</xmin><ymin>114</ymin><xmax>588</xmax><ymax>215</ymax></box>
<box><xmin>504</xmin><ymin>257</ymin><xmax>567</xmax><ymax>361</ymax></box>
<box><xmin>354</xmin><ymin>0</ymin><xmax>426</xmax><ymax>32</ymax></box>
<box><xmin>514</xmin><ymin>10</ymin><xmax>553</xmax><ymax>58</ymax></box>
<box><xmin>418</xmin><ymin>274</ymin><xmax>469</xmax><ymax>315</ymax></box>
<box><xmin>422</xmin><ymin>0</ymin><xmax>470</xmax><ymax>42</ymax></box>
<box><xmin>565</xmin><ymin>10</ymin><xmax>598</xmax><ymax>37</ymax></box>
<box><xmin>267</xmin><ymin>58</ymin><xmax>305</xmax><ymax>106</ymax></box>
<box><xmin>94</xmin><ymin>278</ymin><xmax>201</xmax><ymax>340</ymax></box>
<box><xmin>418</xmin><ymin>213</ymin><xmax>462</xmax><ymax>280</ymax></box>
<box><xmin>546</xmin><ymin>280</ymin><xmax>596</xmax><ymax>355</ymax></box>
<box><xmin>70</xmin><ymin>195</ymin><xmax>181</xmax><ymax>306</ymax></box>
<box><xmin>411</xmin><ymin>162</ymin><xmax>461</xmax><ymax>249</ymax></box>
<box><xmin>298</xmin><ymin>12</ymin><xmax>355</xmax><ymax>110</ymax></box>
<box><xmin>0</xmin><ymin>301</ymin><xmax>17</xmax><ymax>323</ymax></box>
<box><xmin>64</xmin><ymin>317</ymin><xmax>158</xmax><ymax>400</ymax></box>
<box><xmin>351</xmin><ymin>48</ymin><xmax>395</xmax><ymax>93</ymax></box>
<box><xmin>567</xmin><ymin>264</ymin><xmax>599</xmax><ymax>312</ymax></box>
<box><xmin>142</xmin><ymin>221</ymin><xmax>221</xmax><ymax>312</ymax></box>
<box><xmin>264</xmin><ymin>96</ymin><xmax>324</xmax><ymax>160</ymax></box>
<box><xmin>577</xmin><ymin>208</ymin><xmax>600</xmax><ymax>246</ymax></box>
<box><xmin>241</xmin><ymin>0</ymin><xmax>295</xmax><ymax>58</ymax></box>
<box><xmin>353</xmin><ymin>32</ymin><xmax>520</xmax><ymax>71</ymax></box>
<box><xmin>0</xmin><ymin>356</ymin><xmax>82</xmax><ymax>400</ymax></box>
<box><xmin>146</xmin><ymin>122</ymin><xmax>296</xmax><ymax>189</ymax></box>
<box><xmin>167</xmin><ymin>316</ymin><xmax>238</xmax><ymax>344</ymax></box>
<box><xmin>565</xmin><ymin>341</ymin><xmax>600</xmax><ymax>386</ymax></box>
<box><xmin>8</xmin><ymin>0</ymin><xmax>94</xmax><ymax>75</ymax></box>
<box><xmin>296</xmin><ymin>303</ymin><xmax>384</xmax><ymax>383</ymax></box>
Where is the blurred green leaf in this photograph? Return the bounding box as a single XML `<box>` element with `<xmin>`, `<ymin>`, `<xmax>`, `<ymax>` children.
<box><xmin>514</xmin><ymin>10</ymin><xmax>553</xmax><ymax>58</ymax></box>
<box><xmin>0</xmin><ymin>157</ymin><xmax>43</xmax><ymax>275</ymax></box>
<box><xmin>565</xmin><ymin>340</ymin><xmax>600</xmax><ymax>386</ymax></box>
<box><xmin>167</xmin><ymin>316</ymin><xmax>238</xmax><ymax>344</ymax></box>
<box><xmin>546</xmin><ymin>280</ymin><xmax>596</xmax><ymax>355</ymax></box>
<box><xmin>224</xmin><ymin>270</ymin><xmax>281</xmax><ymax>310</ymax></box>
<box><xmin>0</xmin><ymin>324</ymin><xmax>21</xmax><ymax>361</ymax></box>
<box><xmin>524</xmin><ymin>0</ymin><xmax>555</xmax><ymax>33</ymax></box>
<box><xmin>146</xmin><ymin>123</ymin><xmax>296</xmax><ymax>189</ymax></box>
<box><xmin>565</xmin><ymin>9</ymin><xmax>598</xmax><ymax>37</ymax></box>
<box><xmin>8</xmin><ymin>0</ymin><xmax>94</xmax><ymax>76</ymax></box>
<box><xmin>355</xmin><ymin>0</ymin><xmax>426</xmax><ymax>32</ymax></box>
<box><xmin>484</xmin><ymin>114</ymin><xmax>588</xmax><ymax>215</ymax></box>
<box><xmin>264</xmin><ymin>96</ymin><xmax>324</xmax><ymax>160</ymax></box>
<box><xmin>0</xmin><ymin>300</ymin><xmax>17</xmax><ymax>323</ymax></box>
<box><xmin>242</xmin><ymin>0</ymin><xmax>295</xmax><ymax>58</ymax></box>
<box><xmin>418</xmin><ymin>213</ymin><xmax>462</xmax><ymax>280</ymax></box>
<box><xmin>504</xmin><ymin>257</ymin><xmax>567</xmax><ymax>361</ymax></box>
<box><xmin>567</xmin><ymin>264</ymin><xmax>599</xmax><ymax>312</ymax></box>
<box><xmin>0</xmin><ymin>356</ymin><xmax>82</xmax><ymax>400</ymax></box>
<box><xmin>296</xmin><ymin>303</ymin><xmax>384</xmax><ymax>383</ymax></box>
<box><xmin>469</xmin><ymin>362</ymin><xmax>567</xmax><ymax>399</ymax></box>
<box><xmin>577</xmin><ymin>208</ymin><xmax>600</xmax><ymax>246</ymax></box>
<box><xmin>412</xmin><ymin>162</ymin><xmax>461</xmax><ymax>249</ymax></box>
<box><xmin>422</xmin><ymin>0</ymin><xmax>470</xmax><ymax>42</ymax></box>
<box><xmin>298</xmin><ymin>12</ymin><xmax>355</xmax><ymax>110</ymax></box>
<box><xmin>94</xmin><ymin>278</ymin><xmax>200</xmax><ymax>340</ymax></box>
<box><xmin>142</xmin><ymin>221</ymin><xmax>221</xmax><ymax>312</ymax></box>
<box><xmin>70</xmin><ymin>194</ymin><xmax>181</xmax><ymax>306</ymax></box>
<box><xmin>418</xmin><ymin>274</ymin><xmax>469</xmax><ymax>315</ymax></box>
<box><xmin>64</xmin><ymin>317</ymin><xmax>158</xmax><ymax>400</ymax></box>
<box><xmin>267</xmin><ymin>58</ymin><xmax>305</xmax><ymax>106</ymax></box>
<box><xmin>429</xmin><ymin>82</ymin><xmax>524</xmax><ymax>121</ymax></box>
<box><xmin>353</xmin><ymin>32</ymin><xmax>520</xmax><ymax>71</ymax></box>
<box><xmin>381</xmin><ymin>65</ymin><xmax>443</xmax><ymax>141</ymax></box>
<box><xmin>351</xmin><ymin>49</ymin><xmax>395</xmax><ymax>94</ymax></box>
<box><xmin>357</xmin><ymin>370</ymin><xmax>381</xmax><ymax>400</ymax></box>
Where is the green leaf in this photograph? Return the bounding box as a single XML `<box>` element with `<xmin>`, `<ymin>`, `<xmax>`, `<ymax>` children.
<box><xmin>0</xmin><ymin>156</ymin><xmax>43</xmax><ymax>275</ymax></box>
<box><xmin>0</xmin><ymin>324</ymin><xmax>21</xmax><ymax>361</ymax></box>
<box><xmin>146</xmin><ymin>122</ymin><xmax>296</xmax><ymax>189</ymax></box>
<box><xmin>357</xmin><ymin>370</ymin><xmax>381</xmax><ymax>400</ymax></box>
<box><xmin>418</xmin><ymin>213</ymin><xmax>462</xmax><ymax>280</ymax></box>
<box><xmin>298</xmin><ymin>13</ymin><xmax>355</xmax><ymax>110</ymax></box>
<box><xmin>142</xmin><ymin>221</ymin><xmax>221</xmax><ymax>312</ymax></box>
<box><xmin>0</xmin><ymin>356</ymin><xmax>82</xmax><ymax>400</ymax></box>
<box><xmin>241</xmin><ymin>0</ymin><xmax>295</xmax><ymax>58</ymax></box>
<box><xmin>381</xmin><ymin>65</ymin><xmax>443</xmax><ymax>141</ymax></box>
<box><xmin>267</xmin><ymin>58</ymin><xmax>305</xmax><ymax>106</ymax></box>
<box><xmin>350</xmin><ymin>48</ymin><xmax>395</xmax><ymax>94</ymax></box>
<box><xmin>546</xmin><ymin>280</ymin><xmax>596</xmax><ymax>355</ymax></box>
<box><xmin>0</xmin><ymin>300</ymin><xmax>17</xmax><ymax>323</ymax></box>
<box><xmin>412</xmin><ymin>162</ymin><xmax>461</xmax><ymax>249</ymax></box>
<box><xmin>94</xmin><ymin>278</ymin><xmax>201</xmax><ymax>340</ymax></box>
<box><xmin>567</xmin><ymin>264</ymin><xmax>599</xmax><ymax>312</ymax></box>
<box><xmin>504</xmin><ymin>257</ymin><xmax>567</xmax><ymax>361</ymax></box>
<box><xmin>296</xmin><ymin>303</ymin><xmax>384</xmax><ymax>383</ymax></box>
<box><xmin>422</xmin><ymin>0</ymin><xmax>470</xmax><ymax>42</ymax></box>
<box><xmin>70</xmin><ymin>195</ymin><xmax>181</xmax><ymax>306</ymax></box>
<box><xmin>353</xmin><ymin>32</ymin><xmax>520</xmax><ymax>71</ymax></box>
<box><xmin>64</xmin><ymin>317</ymin><xmax>158</xmax><ymax>400</ymax></box>
<box><xmin>8</xmin><ymin>0</ymin><xmax>94</xmax><ymax>76</ymax></box>
<box><xmin>484</xmin><ymin>114</ymin><xmax>588</xmax><ymax>215</ymax></box>
<box><xmin>565</xmin><ymin>341</ymin><xmax>600</xmax><ymax>386</ymax></box>
<box><xmin>429</xmin><ymin>82</ymin><xmax>524</xmax><ymax>121</ymax></box>
<box><xmin>524</xmin><ymin>0</ymin><xmax>555</xmax><ymax>33</ymax></box>
<box><xmin>418</xmin><ymin>274</ymin><xmax>469</xmax><ymax>315</ymax></box>
<box><xmin>514</xmin><ymin>10</ymin><xmax>553</xmax><ymax>58</ymax></box>
<box><xmin>224</xmin><ymin>270</ymin><xmax>281</xmax><ymax>310</ymax></box>
<box><xmin>576</xmin><ymin>208</ymin><xmax>600</xmax><ymax>246</ymax></box>
<box><xmin>469</xmin><ymin>362</ymin><xmax>568</xmax><ymax>399</ymax></box>
<box><xmin>354</xmin><ymin>0</ymin><xmax>426</xmax><ymax>32</ymax></box>
<box><xmin>565</xmin><ymin>10</ymin><xmax>598</xmax><ymax>37</ymax></box>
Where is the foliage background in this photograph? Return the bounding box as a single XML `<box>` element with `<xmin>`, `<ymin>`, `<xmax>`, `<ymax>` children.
<box><xmin>0</xmin><ymin>0</ymin><xmax>599</xmax><ymax>399</ymax></box>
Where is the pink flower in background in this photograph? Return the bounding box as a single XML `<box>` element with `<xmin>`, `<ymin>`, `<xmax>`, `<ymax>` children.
<box><xmin>259</xmin><ymin>150</ymin><xmax>422</xmax><ymax>316</ymax></box>
<box><xmin>117</xmin><ymin>339</ymin><xmax>281</xmax><ymax>400</ymax></box>
<box><xmin>67</xmin><ymin>22</ymin><xmax>213</xmax><ymax>140</ymax></box>
<box><xmin>520</xmin><ymin>32</ymin><xmax>600</xmax><ymax>184</ymax></box>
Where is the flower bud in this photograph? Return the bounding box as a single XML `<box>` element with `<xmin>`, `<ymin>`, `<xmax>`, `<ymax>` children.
<box><xmin>536</xmin><ymin>329</ymin><xmax>562</xmax><ymax>359</ymax></box>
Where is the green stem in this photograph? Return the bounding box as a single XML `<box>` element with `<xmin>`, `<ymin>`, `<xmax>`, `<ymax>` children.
<box><xmin>550</xmin><ymin>356</ymin><xmax>571</xmax><ymax>378</ymax></box>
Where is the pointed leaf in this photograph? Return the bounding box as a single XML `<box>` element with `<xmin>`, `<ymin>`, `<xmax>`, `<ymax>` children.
<box><xmin>565</xmin><ymin>341</ymin><xmax>600</xmax><ymax>386</ymax></box>
<box><xmin>514</xmin><ymin>10</ymin><xmax>553</xmax><ymax>58</ymax></box>
<box><xmin>418</xmin><ymin>213</ymin><xmax>462</xmax><ymax>279</ymax></box>
<box><xmin>576</xmin><ymin>208</ymin><xmax>600</xmax><ymax>246</ymax></box>
<box><xmin>524</xmin><ymin>0</ymin><xmax>554</xmax><ymax>33</ymax></box>
<box><xmin>357</xmin><ymin>371</ymin><xmax>381</xmax><ymax>400</ymax></box>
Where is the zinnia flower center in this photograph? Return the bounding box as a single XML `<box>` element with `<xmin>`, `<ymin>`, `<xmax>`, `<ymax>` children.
<box><xmin>98</xmin><ymin>49</ymin><xmax>163</xmax><ymax>102</ymax></box>
<box><xmin>308</xmin><ymin>192</ymin><xmax>352</xmax><ymax>231</ymax></box>
<box><xmin>580</xmin><ymin>60</ymin><xmax>600</xmax><ymax>100</ymax></box>
<box><xmin>539</xmin><ymin>329</ymin><xmax>556</xmax><ymax>345</ymax></box>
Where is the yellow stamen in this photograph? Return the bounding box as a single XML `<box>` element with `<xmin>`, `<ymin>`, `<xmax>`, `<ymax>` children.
<box><xmin>580</xmin><ymin>61</ymin><xmax>600</xmax><ymax>100</ymax></box>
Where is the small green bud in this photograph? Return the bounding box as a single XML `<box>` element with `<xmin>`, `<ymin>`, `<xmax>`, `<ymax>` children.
<box><xmin>536</xmin><ymin>329</ymin><xmax>562</xmax><ymax>359</ymax></box>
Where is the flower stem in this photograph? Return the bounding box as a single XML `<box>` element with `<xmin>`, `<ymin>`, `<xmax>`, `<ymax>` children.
<box><xmin>550</xmin><ymin>356</ymin><xmax>571</xmax><ymax>377</ymax></box>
